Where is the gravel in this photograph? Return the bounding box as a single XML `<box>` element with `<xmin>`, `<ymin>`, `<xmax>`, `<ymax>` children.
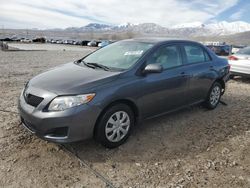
<box><xmin>0</xmin><ymin>45</ymin><xmax>249</xmax><ymax>187</ymax></box>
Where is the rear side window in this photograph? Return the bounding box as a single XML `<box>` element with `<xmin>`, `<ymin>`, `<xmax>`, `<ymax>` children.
<box><xmin>147</xmin><ymin>45</ymin><xmax>182</xmax><ymax>69</ymax></box>
<box><xmin>184</xmin><ymin>45</ymin><xmax>210</xmax><ymax>64</ymax></box>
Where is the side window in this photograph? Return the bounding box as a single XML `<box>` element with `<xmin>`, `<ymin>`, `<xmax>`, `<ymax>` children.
<box><xmin>204</xmin><ymin>50</ymin><xmax>211</xmax><ymax>62</ymax></box>
<box><xmin>147</xmin><ymin>45</ymin><xmax>182</xmax><ymax>69</ymax></box>
<box><xmin>184</xmin><ymin>45</ymin><xmax>207</xmax><ymax>64</ymax></box>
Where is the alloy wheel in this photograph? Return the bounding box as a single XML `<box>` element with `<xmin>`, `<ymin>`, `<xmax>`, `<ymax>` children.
<box><xmin>210</xmin><ymin>85</ymin><xmax>221</xmax><ymax>106</ymax></box>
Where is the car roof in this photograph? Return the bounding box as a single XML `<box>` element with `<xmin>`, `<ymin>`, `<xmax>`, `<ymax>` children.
<box><xmin>123</xmin><ymin>38</ymin><xmax>201</xmax><ymax>45</ymax></box>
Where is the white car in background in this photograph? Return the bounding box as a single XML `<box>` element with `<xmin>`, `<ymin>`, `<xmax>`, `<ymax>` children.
<box><xmin>21</xmin><ymin>38</ymin><xmax>32</xmax><ymax>43</ymax></box>
<box><xmin>229</xmin><ymin>46</ymin><xmax>250</xmax><ymax>78</ymax></box>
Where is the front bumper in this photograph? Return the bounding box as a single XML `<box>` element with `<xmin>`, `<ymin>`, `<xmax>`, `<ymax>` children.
<box><xmin>18</xmin><ymin>87</ymin><xmax>101</xmax><ymax>143</ymax></box>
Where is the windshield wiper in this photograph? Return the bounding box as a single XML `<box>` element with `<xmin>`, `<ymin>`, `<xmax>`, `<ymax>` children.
<box><xmin>81</xmin><ymin>61</ymin><xmax>96</xmax><ymax>69</ymax></box>
<box><xmin>74</xmin><ymin>57</ymin><xmax>85</xmax><ymax>64</ymax></box>
<box><xmin>84</xmin><ymin>62</ymin><xmax>110</xmax><ymax>71</ymax></box>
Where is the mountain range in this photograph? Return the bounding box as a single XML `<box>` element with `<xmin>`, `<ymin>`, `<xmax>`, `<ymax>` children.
<box><xmin>63</xmin><ymin>21</ymin><xmax>250</xmax><ymax>37</ymax></box>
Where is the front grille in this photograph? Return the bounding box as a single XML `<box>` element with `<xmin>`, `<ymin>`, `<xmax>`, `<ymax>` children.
<box><xmin>24</xmin><ymin>93</ymin><xmax>44</xmax><ymax>107</ymax></box>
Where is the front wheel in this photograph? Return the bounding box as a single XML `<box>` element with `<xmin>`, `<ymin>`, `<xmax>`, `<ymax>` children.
<box><xmin>94</xmin><ymin>104</ymin><xmax>134</xmax><ymax>148</ymax></box>
<box><xmin>203</xmin><ymin>82</ymin><xmax>222</xmax><ymax>110</ymax></box>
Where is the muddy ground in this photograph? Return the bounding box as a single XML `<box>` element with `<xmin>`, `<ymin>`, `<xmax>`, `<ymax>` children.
<box><xmin>0</xmin><ymin>44</ymin><xmax>249</xmax><ymax>188</ymax></box>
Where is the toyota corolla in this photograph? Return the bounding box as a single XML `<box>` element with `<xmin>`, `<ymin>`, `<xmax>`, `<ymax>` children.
<box><xmin>18</xmin><ymin>39</ymin><xmax>230</xmax><ymax>148</ymax></box>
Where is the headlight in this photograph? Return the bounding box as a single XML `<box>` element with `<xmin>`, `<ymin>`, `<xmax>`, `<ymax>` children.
<box><xmin>48</xmin><ymin>93</ymin><xmax>95</xmax><ymax>111</ymax></box>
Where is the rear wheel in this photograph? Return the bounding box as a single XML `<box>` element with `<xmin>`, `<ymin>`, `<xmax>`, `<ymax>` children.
<box><xmin>204</xmin><ymin>82</ymin><xmax>222</xmax><ymax>110</ymax></box>
<box><xmin>94</xmin><ymin>104</ymin><xmax>134</xmax><ymax>148</ymax></box>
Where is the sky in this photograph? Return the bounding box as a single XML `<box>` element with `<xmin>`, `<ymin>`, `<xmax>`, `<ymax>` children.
<box><xmin>1</xmin><ymin>0</ymin><xmax>250</xmax><ymax>29</ymax></box>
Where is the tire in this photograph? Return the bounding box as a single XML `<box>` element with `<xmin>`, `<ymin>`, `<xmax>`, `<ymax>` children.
<box><xmin>203</xmin><ymin>82</ymin><xmax>222</xmax><ymax>110</ymax></box>
<box><xmin>94</xmin><ymin>104</ymin><xmax>134</xmax><ymax>148</ymax></box>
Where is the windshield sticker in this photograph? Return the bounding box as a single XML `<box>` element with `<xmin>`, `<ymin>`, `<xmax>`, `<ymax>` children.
<box><xmin>124</xmin><ymin>50</ymin><xmax>144</xmax><ymax>56</ymax></box>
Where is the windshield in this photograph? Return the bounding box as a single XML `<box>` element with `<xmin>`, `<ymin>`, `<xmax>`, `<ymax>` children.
<box><xmin>236</xmin><ymin>47</ymin><xmax>250</xmax><ymax>55</ymax></box>
<box><xmin>82</xmin><ymin>41</ymin><xmax>153</xmax><ymax>70</ymax></box>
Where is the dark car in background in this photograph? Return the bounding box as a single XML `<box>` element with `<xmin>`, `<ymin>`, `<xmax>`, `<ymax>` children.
<box><xmin>81</xmin><ymin>40</ymin><xmax>91</xmax><ymax>46</ymax></box>
<box><xmin>87</xmin><ymin>40</ymin><xmax>98</xmax><ymax>47</ymax></box>
<box><xmin>18</xmin><ymin>39</ymin><xmax>230</xmax><ymax>148</ymax></box>
<box><xmin>206</xmin><ymin>45</ymin><xmax>231</xmax><ymax>56</ymax></box>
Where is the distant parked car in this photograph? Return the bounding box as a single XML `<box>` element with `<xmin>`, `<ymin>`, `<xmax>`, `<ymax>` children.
<box><xmin>98</xmin><ymin>40</ymin><xmax>111</xmax><ymax>48</ymax></box>
<box><xmin>87</xmin><ymin>40</ymin><xmax>97</xmax><ymax>47</ymax></box>
<box><xmin>56</xmin><ymin>40</ymin><xmax>63</xmax><ymax>44</ymax></box>
<box><xmin>206</xmin><ymin>45</ymin><xmax>231</xmax><ymax>56</ymax></box>
<box><xmin>33</xmin><ymin>37</ymin><xmax>46</xmax><ymax>43</ymax></box>
<box><xmin>81</xmin><ymin>40</ymin><xmax>90</xmax><ymax>46</ymax></box>
<box><xmin>73</xmin><ymin>41</ymin><xmax>81</xmax><ymax>45</ymax></box>
<box><xmin>19</xmin><ymin>39</ymin><xmax>230</xmax><ymax>148</ymax></box>
<box><xmin>228</xmin><ymin>46</ymin><xmax>250</xmax><ymax>78</ymax></box>
<box><xmin>63</xmin><ymin>40</ymin><xmax>68</xmax><ymax>44</ymax></box>
<box><xmin>21</xmin><ymin>39</ymin><xmax>32</xmax><ymax>43</ymax></box>
<box><xmin>51</xmin><ymin>40</ymin><xmax>57</xmax><ymax>43</ymax></box>
<box><xmin>46</xmin><ymin>39</ymin><xmax>53</xmax><ymax>43</ymax></box>
<box><xmin>63</xmin><ymin>40</ymin><xmax>74</xmax><ymax>45</ymax></box>
<box><xmin>231</xmin><ymin>45</ymin><xmax>246</xmax><ymax>54</ymax></box>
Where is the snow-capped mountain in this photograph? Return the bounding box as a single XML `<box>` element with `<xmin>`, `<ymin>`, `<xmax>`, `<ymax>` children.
<box><xmin>206</xmin><ymin>21</ymin><xmax>250</xmax><ymax>35</ymax></box>
<box><xmin>117</xmin><ymin>22</ymin><xmax>138</xmax><ymax>28</ymax></box>
<box><xmin>64</xmin><ymin>21</ymin><xmax>250</xmax><ymax>37</ymax></box>
<box><xmin>171</xmin><ymin>22</ymin><xmax>205</xmax><ymax>29</ymax></box>
<box><xmin>172</xmin><ymin>21</ymin><xmax>250</xmax><ymax>35</ymax></box>
<box><xmin>65</xmin><ymin>23</ymin><xmax>113</xmax><ymax>32</ymax></box>
<box><xmin>130</xmin><ymin>23</ymin><xmax>169</xmax><ymax>33</ymax></box>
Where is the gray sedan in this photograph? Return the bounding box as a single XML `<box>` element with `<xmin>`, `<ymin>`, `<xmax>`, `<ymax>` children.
<box><xmin>18</xmin><ymin>39</ymin><xmax>230</xmax><ymax>148</ymax></box>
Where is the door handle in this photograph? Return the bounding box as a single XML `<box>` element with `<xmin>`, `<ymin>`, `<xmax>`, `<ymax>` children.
<box><xmin>210</xmin><ymin>65</ymin><xmax>214</xmax><ymax>70</ymax></box>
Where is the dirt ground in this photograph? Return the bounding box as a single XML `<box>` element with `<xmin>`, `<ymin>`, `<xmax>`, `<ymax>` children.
<box><xmin>0</xmin><ymin>45</ymin><xmax>249</xmax><ymax>188</ymax></box>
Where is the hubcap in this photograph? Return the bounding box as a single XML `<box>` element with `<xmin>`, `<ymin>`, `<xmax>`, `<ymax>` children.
<box><xmin>210</xmin><ymin>86</ymin><xmax>221</xmax><ymax>106</ymax></box>
<box><xmin>105</xmin><ymin>111</ymin><xmax>130</xmax><ymax>142</ymax></box>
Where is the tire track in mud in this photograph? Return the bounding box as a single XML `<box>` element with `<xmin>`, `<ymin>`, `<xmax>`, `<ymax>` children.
<box><xmin>0</xmin><ymin>109</ymin><xmax>116</xmax><ymax>188</ymax></box>
<box><xmin>61</xmin><ymin>144</ymin><xmax>116</xmax><ymax>188</ymax></box>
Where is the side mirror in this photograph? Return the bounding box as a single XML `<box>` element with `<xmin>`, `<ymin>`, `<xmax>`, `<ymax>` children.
<box><xmin>142</xmin><ymin>64</ymin><xmax>163</xmax><ymax>75</ymax></box>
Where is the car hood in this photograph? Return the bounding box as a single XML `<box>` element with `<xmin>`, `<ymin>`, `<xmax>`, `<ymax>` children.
<box><xmin>29</xmin><ymin>62</ymin><xmax>121</xmax><ymax>95</ymax></box>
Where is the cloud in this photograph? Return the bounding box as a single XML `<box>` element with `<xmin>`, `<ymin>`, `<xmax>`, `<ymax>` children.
<box><xmin>229</xmin><ymin>9</ymin><xmax>244</xmax><ymax>21</ymax></box>
<box><xmin>230</xmin><ymin>11</ymin><xmax>243</xmax><ymax>21</ymax></box>
<box><xmin>0</xmin><ymin>0</ymin><xmax>240</xmax><ymax>29</ymax></box>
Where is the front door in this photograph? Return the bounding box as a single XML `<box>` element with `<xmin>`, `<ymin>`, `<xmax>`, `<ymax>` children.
<box><xmin>137</xmin><ymin>44</ymin><xmax>189</xmax><ymax>118</ymax></box>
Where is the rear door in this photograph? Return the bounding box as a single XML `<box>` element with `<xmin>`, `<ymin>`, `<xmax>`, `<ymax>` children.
<box><xmin>181</xmin><ymin>43</ymin><xmax>214</xmax><ymax>104</ymax></box>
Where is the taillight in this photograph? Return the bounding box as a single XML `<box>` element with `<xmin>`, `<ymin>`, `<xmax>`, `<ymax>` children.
<box><xmin>228</xmin><ymin>55</ymin><xmax>238</xmax><ymax>61</ymax></box>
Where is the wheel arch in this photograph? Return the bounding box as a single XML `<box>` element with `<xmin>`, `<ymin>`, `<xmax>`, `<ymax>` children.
<box><xmin>214</xmin><ymin>77</ymin><xmax>226</xmax><ymax>95</ymax></box>
<box><xmin>93</xmin><ymin>99</ymin><xmax>139</xmax><ymax>137</ymax></box>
